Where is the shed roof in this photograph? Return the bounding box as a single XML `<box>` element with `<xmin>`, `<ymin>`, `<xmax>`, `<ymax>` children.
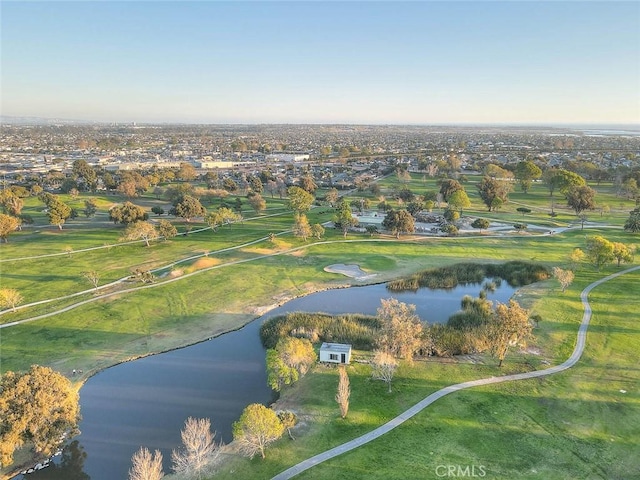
<box><xmin>320</xmin><ymin>342</ymin><xmax>352</xmax><ymax>353</ymax></box>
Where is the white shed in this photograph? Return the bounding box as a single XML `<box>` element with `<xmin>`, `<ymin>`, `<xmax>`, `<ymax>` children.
<box><xmin>319</xmin><ymin>342</ymin><xmax>352</xmax><ymax>364</ymax></box>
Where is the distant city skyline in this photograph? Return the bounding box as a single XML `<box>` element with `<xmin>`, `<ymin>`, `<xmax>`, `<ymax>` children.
<box><xmin>2</xmin><ymin>1</ymin><xmax>639</xmax><ymax>125</ymax></box>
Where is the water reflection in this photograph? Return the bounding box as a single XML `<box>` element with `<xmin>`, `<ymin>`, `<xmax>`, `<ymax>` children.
<box><xmin>20</xmin><ymin>442</ymin><xmax>89</xmax><ymax>480</ymax></box>
<box><xmin>18</xmin><ymin>279</ymin><xmax>514</xmax><ymax>480</ymax></box>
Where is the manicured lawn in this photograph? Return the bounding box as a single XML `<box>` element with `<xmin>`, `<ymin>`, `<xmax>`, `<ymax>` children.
<box><xmin>210</xmin><ymin>266</ymin><xmax>640</xmax><ymax>480</ymax></box>
<box><xmin>1</xmin><ymin>175</ymin><xmax>638</xmax><ymax>479</ymax></box>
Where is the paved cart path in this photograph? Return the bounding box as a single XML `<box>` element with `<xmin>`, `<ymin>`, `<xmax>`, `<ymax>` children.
<box><xmin>272</xmin><ymin>265</ymin><xmax>640</xmax><ymax>480</ymax></box>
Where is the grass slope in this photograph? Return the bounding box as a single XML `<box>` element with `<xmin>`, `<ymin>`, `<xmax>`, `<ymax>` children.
<box><xmin>210</xmin><ymin>267</ymin><xmax>640</xmax><ymax>480</ymax></box>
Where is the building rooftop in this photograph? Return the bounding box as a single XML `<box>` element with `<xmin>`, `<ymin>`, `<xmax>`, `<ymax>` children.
<box><xmin>320</xmin><ymin>342</ymin><xmax>352</xmax><ymax>353</ymax></box>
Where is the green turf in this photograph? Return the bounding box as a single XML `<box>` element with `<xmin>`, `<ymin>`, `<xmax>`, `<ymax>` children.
<box><xmin>1</xmin><ymin>177</ymin><xmax>638</xmax><ymax>479</ymax></box>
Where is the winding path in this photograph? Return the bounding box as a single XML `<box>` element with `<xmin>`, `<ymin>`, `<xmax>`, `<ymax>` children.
<box><xmin>271</xmin><ymin>265</ymin><xmax>640</xmax><ymax>480</ymax></box>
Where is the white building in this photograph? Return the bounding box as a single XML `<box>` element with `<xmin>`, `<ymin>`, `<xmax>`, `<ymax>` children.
<box><xmin>266</xmin><ymin>153</ymin><xmax>310</xmax><ymax>162</ymax></box>
<box><xmin>319</xmin><ymin>343</ymin><xmax>352</xmax><ymax>365</ymax></box>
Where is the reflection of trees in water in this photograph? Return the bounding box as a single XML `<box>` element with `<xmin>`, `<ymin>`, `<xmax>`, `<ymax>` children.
<box><xmin>31</xmin><ymin>441</ymin><xmax>90</xmax><ymax>480</ymax></box>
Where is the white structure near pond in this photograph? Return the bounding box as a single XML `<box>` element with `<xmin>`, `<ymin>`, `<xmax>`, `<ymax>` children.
<box><xmin>319</xmin><ymin>342</ymin><xmax>352</xmax><ymax>365</ymax></box>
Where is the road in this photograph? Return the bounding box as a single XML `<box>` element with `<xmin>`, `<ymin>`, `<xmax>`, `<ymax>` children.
<box><xmin>271</xmin><ymin>264</ymin><xmax>640</xmax><ymax>480</ymax></box>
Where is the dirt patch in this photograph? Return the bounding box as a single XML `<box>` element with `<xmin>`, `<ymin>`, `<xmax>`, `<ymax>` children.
<box><xmin>184</xmin><ymin>257</ymin><xmax>220</xmax><ymax>273</ymax></box>
<box><xmin>324</xmin><ymin>263</ymin><xmax>376</xmax><ymax>281</ymax></box>
<box><xmin>168</xmin><ymin>269</ymin><xmax>184</xmax><ymax>278</ymax></box>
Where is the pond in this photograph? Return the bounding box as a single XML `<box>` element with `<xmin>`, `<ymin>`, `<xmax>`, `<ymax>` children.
<box><xmin>16</xmin><ymin>279</ymin><xmax>514</xmax><ymax>480</ymax></box>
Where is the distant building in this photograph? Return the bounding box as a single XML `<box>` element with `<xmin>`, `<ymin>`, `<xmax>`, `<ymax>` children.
<box><xmin>319</xmin><ymin>343</ymin><xmax>352</xmax><ymax>365</ymax></box>
<box><xmin>266</xmin><ymin>153</ymin><xmax>310</xmax><ymax>162</ymax></box>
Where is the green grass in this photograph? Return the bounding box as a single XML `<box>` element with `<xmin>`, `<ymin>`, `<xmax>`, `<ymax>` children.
<box><xmin>209</xmin><ymin>266</ymin><xmax>640</xmax><ymax>480</ymax></box>
<box><xmin>1</xmin><ymin>176</ymin><xmax>639</xmax><ymax>478</ymax></box>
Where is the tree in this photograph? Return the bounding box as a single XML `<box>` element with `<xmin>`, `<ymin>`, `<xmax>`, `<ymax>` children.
<box><xmin>612</xmin><ymin>242</ymin><xmax>634</xmax><ymax>267</ymax></box>
<box><xmin>266</xmin><ymin>337</ymin><xmax>316</xmax><ymax>391</ymax></box>
<box><xmin>381</xmin><ymin>209</ymin><xmax>415</xmax><ymax>239</ymax></box>
<box><xmin>484</xmin><ymin>164</ymin><xmax>513</xmax><ymax>180</ymax></box>
<box><xmin>233</xmin><ymin>197</ymin><xmax>243</xmax><ymax>214</ymax></box>
<box><xmin>515</xmin><ymin>160</ymin><xmax>542</xmax><ymax>193</ymax></box>
<box><xmin>311</xmin><ymin>223</ymin><xmax>325</xmax><ymax>239</ymax></box>
<box><xmin>248</xmin><ymin>176</ymin><xmax>263</xmax><ymax>194</ymax></box>
<box><xmin>170</xmin><ymin>195</ymin><xmax>206</xmax><ymax>222</ymax></box>
<box><xmin>543</xmin><ymin>168</ymin><xmax>586</xmax><ymax>197</ymax></box>
<box><xmin>47</xmin><ymin>199</ymin><xmax>72</xmax><ymax>229</ymax></box>
<box><xmin>82</xmin><ymin>271</ymin><xmax>100</xmax><ymax>291</ymax></box>
<box><xmin>278</xmin><ymin>336</ymin><xmax>316</xmax><ymax>374</ymax></box>
<box><xmin>371</xmin><ymin>350</ymin><xmax>398</xmax><ymax>393</ymax></box>
<box><xmin>335</xmin><ymin>365</ymin><xmax>350</xmax><ymax>418</ymax></box>
<box><xmin>569</xmin><ymin>248</ymin><xmax>585</xmax><ymax>270</ymax></box>
<box><xmin>443</xmin><ymin>208</ymin><xmax>460</xmax><ymax>223</ymax></box>
<box><xmin>0</xmin><ymin>191</ymin><xmax>23</xmax><ymax>216</ymax></box>
<box><xmin>406</xmin><ymin>199</ymin><xmax>425</xmax><ymax>217</ymax></box>
<box><xmin>624</xmin><ymin>208</ymin><xmax>640</xmax><ymax>233</ymax></box>
<box><xmin>299</xmin><ymin>174</ymin><xmax>317</xmax><ymax>193</ymax></box>
<box><xmin>151</xmin><ymin>206</ymin><xmax>165</xmax><ymax>216</ymax></box>
<box><xmin>293</xmin><ymin>214</ymin><xmax>312</xmax><ymax>241</ymax></box>
<box><xmin>177</xmin><ymin>162</ymin><xmax>197</xmax><ymax>182</ymax></box>
<box><xmin>471</xmin><ymin>218</ymin><xmax>490</xmax><ymax>233</ymax></box>
<box><xmin>334</xmin><ymin>199</ymin><xmax>358</xmax><ymax>238</ymax></box>
<box><xmin>438</xmin><ymin>178</ymin><xmax>463</xmax><ymax>202</ymax></box>
<box><xmin>516</xmin><ymin>207</ymin><xmax>531</xmax><ymax>216</ymax></box>
<box><xmin>248</xmin><ymin>192</ymin><xmax>267</xmax><ymax>214</ymax></box>
<box><xmin>232</xmin><ymin>404</ymin><xmax>284</xmax><ymax>459</ymax></box>
<box><xmin>158</xmin><ymin>220</ymin><xmax>178</xmax><ymax>240</ymax></box>
<box><xmin>552</xmin><ymin>267</ymin><xmax>574</xmax><ymax>292</ymax></box>
<box><xmin>287</xmin><ymin>186</ymin><xmax>314</xmax><ymax>214</ymax></box>
<box><xmin>0</xmin><ymin>213</ymin><xmax>21</xmax><ymax>242</ymax></box>
<box><xmin>109</xmin><ymin>202</ymin><xmax>148</xmax><ymax>225</ymax></box>
<box><xmin>325</xmin><ymin>188</ymin><xmax>339</xmax><ymax>206</ymax></box>
<box><xmin>376</xmin><ymin>298</ymin><xmax>423</xmax><ymax>360</ymax></box>
<box><xmin>487</xmin><ymin>300</ymin><xmax>532</xmax><ymax>367</ymax></box>
<box><xmin>566</xmin><ymin>185</ymin><xmax>596</xmax><ymax>218</ymax></box>
<box><xmin>72</xmin><ymin>159</ymin><xmax>97</xmax><ymax>190</ymax></box>
<box><xmin>447</xmin><ymin>190</ymin><xmax>471</xmax><ymax>213</ymax></box>
<box><xmin>129</xmin><ymin>447</ymin><xmax>164</xmax><ymax>480</ymax></box>
<box><xmin>206</xmin><ymin>207</ymin><xmax>241</xmax><ymax>231</ymax></box>
<box><xmin>0</xmin><ymin>365</ymin><xmax>80</xmax><ymax>466</ymax></box>
<box><xmin>83</xmin><ymin>198</ymin><xmax>98</xmax><ymax>218</ymax></box>
<box><xmin>121</xmin><ymin>221</ymin><xmax>159</xmax><ymax>247</ymax></box>
<box><xmin>171</xmin><ymin>417</ymin><xmax>221</xmax><ymax>480</ymax></box>
<box><xmin>0</xmin><ymin>288</ymin><xmax>23</xmax><ymax>312</ymax></box>
<box><xmin>476</xmin><ymin>176</ymin><xmax>512</xmax><ymax>211</ymax></box>
<box><xmin>266</xmin><ymin>349</ymin><xmax>298</xmax><ymax>391</ymax></box>
<box><xmin>585</xmin><ymin>235</ymin><xmax>615</xmax><ymax>270</ymax></box>
<box><xmin>277</xmin><ymin>411</ymin><xmax>297</xmax><ymax>440</ymax></box>
<box><xmin>222</xmin><ymin>178</ymin><xmax>238</xmax><ymax>193</ymax></box>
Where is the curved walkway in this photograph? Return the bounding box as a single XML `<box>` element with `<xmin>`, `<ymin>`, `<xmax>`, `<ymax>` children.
<box><xmin>272</xmin><ymin>264</ymin><xmax>640</xmax><ymax>480</ymax></box>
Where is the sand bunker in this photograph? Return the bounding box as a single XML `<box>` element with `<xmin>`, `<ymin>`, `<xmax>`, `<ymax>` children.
<box><xmin>324</xmin><ymin>264</ymin><xmax>376</xmax><ymax>281</ymax></box>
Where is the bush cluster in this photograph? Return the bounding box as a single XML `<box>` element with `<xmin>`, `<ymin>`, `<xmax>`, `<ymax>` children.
<box><xmin>387</xmin><ymin>261</ymin><xmax>549</xmax><ymax>292</ymax></box>
<box><xmin>260</xmin><ymin>312</ymin><xmax>381</xmax><ymax>350</ymax></box>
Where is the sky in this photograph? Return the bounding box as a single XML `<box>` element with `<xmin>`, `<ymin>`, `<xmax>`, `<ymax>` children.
<box><xmin>1</xmin><ymin>1</ymin><xmax>639</xmax><ymax>125</ymax></box>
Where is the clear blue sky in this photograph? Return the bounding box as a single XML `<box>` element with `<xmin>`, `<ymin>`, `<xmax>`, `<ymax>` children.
<box><xmin>2</xmin><ymin>1</ymin><xmax>639</xmax><ymax>125</ymax></box>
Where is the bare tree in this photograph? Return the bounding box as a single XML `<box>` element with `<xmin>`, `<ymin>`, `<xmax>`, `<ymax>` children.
<box><xmin>552</xmin><ymin>267</ymin><xmax>574</xmax><ymax>293</ymax></box>
<box><xmin>371</xmin><ymin>351</ymin><xmax>398</xmax><ymax>393</ymax></box>
<box><xmin>335</xmin><ymin>365</ymin><xmax>350</xmax><ymax>418</ymax></box>
<box><xmin>171</xmin><ymin>417</ymin><xmax>221</xmax><ymax>479</ymax></box>
<box><xmin>129</xmin><ymin>447</ymin><xmax>164</xmax><ymax>480</ymax></box>
<box><xmin>82</xmin><ymin>271</ymin><xmax>100</xmax><ymax>291</ymax></box>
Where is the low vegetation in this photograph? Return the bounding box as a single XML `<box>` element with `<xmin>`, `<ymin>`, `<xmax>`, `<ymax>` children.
<box><xmin>260</xmin><ymin>312</ymin><xmax>382</xmax><ymax>350</ymax></box>
<box><xmin>387</xmin><ymin>261</ymin><xmax>550</xmax><ymax>292</ymax></box>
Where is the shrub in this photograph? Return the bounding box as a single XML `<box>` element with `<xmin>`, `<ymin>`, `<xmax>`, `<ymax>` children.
<box><xmin>260</xmin><ymin>312</ymin><xmax>381</xmax><ymax>350</ymax></box>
